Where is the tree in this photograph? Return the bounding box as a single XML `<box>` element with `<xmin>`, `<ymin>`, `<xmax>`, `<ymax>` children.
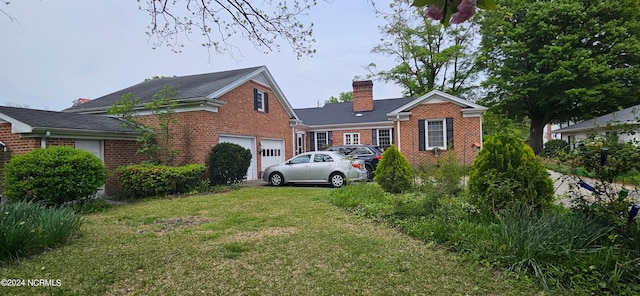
<box><xmin>479</xmin><ymin>0</ymin><xmax>640</xmax><ymax>154</ymax></box>
<box><xmin>367</xmin><ymin>0</ymin><xmax>482</xmax><ymax>98</ymax></box>
<box><xmin>325</xmin><ymin>91</ymin><xmax>353</xmax><ymax>104</ymax></box>
<box><xmin>108</xmin><ymin>85</ymin><xmax>180</xmax><ymax>165</ymax></box>
<box><xmin>139</xmin><ymin>0</ymin><xmax>317</xmax><ymax>58</ymax></box>
<box><xmin>374</xmin><ymin>145</ymin><xmax>413</xmax><ymax>193</ymax></box>
<box><xmin>2</xmin><ymin>1</ymin><xmax>316</xmax><ymax>59</ymax></box>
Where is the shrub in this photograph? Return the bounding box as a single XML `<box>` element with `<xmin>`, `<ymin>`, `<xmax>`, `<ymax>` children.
<box><xmin>468</xmin><ymin>131</ymin><xmax>554</xmax><ymax>214</ymax></box>
<box><xmin>415</xmin><ymin>153</ymin><xmax>465</xmax><ymax>197</ymax></box>
<box><xmin>208</xmin><ymin>143</ymin><xmax>252</xmax><ymax>185</ymax></box>
<box><xmin>117</xmin><ymin>164</ymin><xmax>207</xmax><ymax>198</ymax></box>
<box><xmin>374</xmin><ymin>145</ymin><xmax>413</xmax><ymax>193</ymax></box>
<box><xmin>4</xmin><ymin>146</ymin><xmax>108</xmax><ymax>205</ymax></box>
<box><xmin>0</xmin><ymin>201</ymin><xmax>82</xmax><ymax>261</ymax></box>
<box><xmin>542</xmin><ymin>139</ymin><xmax>569</xmax><ymax>158</ymax></box>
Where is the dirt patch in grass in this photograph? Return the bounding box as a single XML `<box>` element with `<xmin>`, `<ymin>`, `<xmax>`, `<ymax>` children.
<box><xmin>226</xmin><ymin>226</ymin><xmax>298</xmax><ymax>242</ymax></box>
<box><xmin>153</xmin><ymin>216</ymin><xmax>210</xmax><ymax>233</ymax></box>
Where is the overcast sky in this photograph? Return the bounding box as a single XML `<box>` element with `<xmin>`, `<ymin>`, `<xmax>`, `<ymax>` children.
<box><xmin>0</xmin><ymin>1</ymin><xmax>405</xmax><ymax>111</ymax></box>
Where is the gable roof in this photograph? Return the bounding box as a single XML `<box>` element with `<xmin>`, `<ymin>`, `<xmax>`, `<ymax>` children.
<box><xmin>64</xmin><ymin>66</ymin><xmax>299</xmax><ymax>120</ymax></box>
<box><xmin>294</xmin><ymin>97</ymin><xmax>413</xmax><ymax>127</ymax></box>
<box><xmin>0</xmin><ymin>106</ymin><xmax>138</xmax><ymax>139</ymax></box>
<box><xmin>555</xmin><ymin>104</ymin><xmax>640</xmax><ymax>133</ymax></box>
<box><xmin>388</xmin><ymin>90</ymin><xmax>487</xmax><ymax>117</ymax></box>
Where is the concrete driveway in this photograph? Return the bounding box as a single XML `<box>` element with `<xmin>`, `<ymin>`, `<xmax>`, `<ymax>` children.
<box><xmin>549</xmin><ymin>170</ymin><xmax>640</xmax><ymax>206</ymax></box>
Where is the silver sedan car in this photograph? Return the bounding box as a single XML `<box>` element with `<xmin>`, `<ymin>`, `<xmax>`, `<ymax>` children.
<box><xmin>262</xmin><ymin>151</ymin><xmax>367</xmax><ymax>187</ymax></box>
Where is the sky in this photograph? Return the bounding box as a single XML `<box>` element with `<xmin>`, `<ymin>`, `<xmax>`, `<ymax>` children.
<box><xmin>0</xmin><ymin>0</ymin><xmax>406</xmax><ymax>112</ymax></box>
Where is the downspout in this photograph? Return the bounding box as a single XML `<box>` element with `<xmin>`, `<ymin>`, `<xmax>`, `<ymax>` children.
<box><xmin>291</xmin><ymin>123</ymin><xmax>296</xmax><ymax>158</ymax></box>
<box><xmin>41</xmin><ymin>131</ymin><xmax>51</xmax><ymax>148</ymax></box>
<box><xmin>396</xmin><ymin>115</ymin><xmax>401</xmax><ymax>151</ymax></box>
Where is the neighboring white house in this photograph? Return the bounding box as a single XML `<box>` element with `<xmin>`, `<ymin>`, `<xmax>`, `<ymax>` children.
<box><xmin>554</xmin><ymin>104</ymin><xmax>640</xmax><ymax>147</ymax></box>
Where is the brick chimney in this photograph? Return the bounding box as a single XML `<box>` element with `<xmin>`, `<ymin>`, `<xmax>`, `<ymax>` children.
<box><xmin>352</xmin><ymin>80</ymin><xmax>374</xmax><ymax>112</ymax></box>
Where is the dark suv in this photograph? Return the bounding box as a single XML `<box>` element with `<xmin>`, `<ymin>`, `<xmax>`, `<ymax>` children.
<box><xmin>325</xmin><ymin>145</ymin><xmax>383</xmax><ymax>180</ymax></box>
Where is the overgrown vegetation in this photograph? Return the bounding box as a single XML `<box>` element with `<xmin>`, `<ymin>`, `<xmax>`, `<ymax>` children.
<box><xmin>207</xmin><ymin>142</ymin><xmax>252</xmax><ymax>185</ymax></box>
<box><xmin>374</xmin><ymin>145</ymin><xmax>412</xmax><ymax>193</ymax></box>
<box><xmin>117</xmin><ymin>164</ymin><xmax>208</xmax><ymax>198</ymax></box>
<box><xmin>0</xmin><ymin>201</ymin><xmax>82</xmax><ymax>262</ymax></box>
<box><xmin>330</xmin><ymin>140</ymin><xmax>640</xmax><ymax>294</ymax></box>
<box><xmin>4</xmin><ymin>146</ymin><xmax>108</xmax><ymax>205</ymax></box>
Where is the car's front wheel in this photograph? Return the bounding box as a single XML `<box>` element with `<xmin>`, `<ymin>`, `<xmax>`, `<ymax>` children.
<box><xmin>269</xmin><ymin>172</ymin><xmax>284</xmax><ymax>186</ymax></box>
<box><xmin>329</xmin><ymin>172</ymin><xmax>345</xmax><ymax>188</ymax></box>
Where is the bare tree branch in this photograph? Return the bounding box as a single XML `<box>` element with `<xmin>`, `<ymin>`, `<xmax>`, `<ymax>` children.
<box><xmin>138</xmin><ymin>0</ymin><xmax>317</xmax><ymax>60</ymax></box>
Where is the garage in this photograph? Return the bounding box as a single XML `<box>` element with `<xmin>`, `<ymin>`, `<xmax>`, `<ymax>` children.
<box><xmin>219</xmin><ymin>135</ymin><xmax>257</xmax><ymax>180</ymax></box>
<box><xmin>261</xmin><ymin>139</ymin><xmax>285</xmax><ymax>172</ymax></box>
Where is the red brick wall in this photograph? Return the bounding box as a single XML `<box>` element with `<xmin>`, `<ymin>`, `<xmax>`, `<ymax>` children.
<box><xmin>0</xmin><ymin>123</ymin><xmax>40</xmax><ymax>155</ymax></box>
<box><xmin>398</xmin><ymin>102</ymin><xmax>482</xmax><ymax>166</ymax></box>
<box><xmin>103</xmin><ymin>140</ymin><xmax>146</xmax><ymax>195</ymax></box>
<box><xmin>133</xmin><ymin>81</ymin><xmax>294</xmax><ymax>177</ymax></box>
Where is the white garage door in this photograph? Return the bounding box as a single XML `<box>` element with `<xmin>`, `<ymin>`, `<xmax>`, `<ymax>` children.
<box><xmin>261</xmin><ymin>139</ymin><xmax>285</xmax><ymax>171</ymax></box>
<box><xmin>75</xmin><ymin>140</ymin><xmax>105</xmax><ymax>197</ymax></box>
<box><xmin>219</xmin><ymin>136</ymin><xmax>257</xmax><ymax>180</ymax></box>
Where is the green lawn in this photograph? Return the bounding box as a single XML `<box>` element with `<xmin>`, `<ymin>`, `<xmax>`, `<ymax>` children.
<box><xmin>0</xmin><ymin>187</ymin><xmax>538</xmax><ymax>295</ymax></box>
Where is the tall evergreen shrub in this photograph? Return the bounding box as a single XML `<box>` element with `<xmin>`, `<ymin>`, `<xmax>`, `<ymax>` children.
<box><xmin>374</xmin><ymin>145</ymin><xmax>413</xmax><ymax>193</ymax></box>
<box><xmin>468</xmin><ymin>131</ymin><xmax>554</xmax><ymax>213</ymax></box>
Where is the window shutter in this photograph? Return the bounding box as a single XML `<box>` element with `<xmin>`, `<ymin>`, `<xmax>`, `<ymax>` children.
<box><xmin>390</xmin><ymin>128</ymin><xmax>394</xmax><ymax>144</ymax></box>
<box><xmin>253</xmin><ymin>88</ymin><xmax>259</xmax><ymax>111</ymax></box>
<box><xmin>310</xmin><ymin>132</ymin><xmax>316</xmax><ymax>151</ymax></box>
<box><xmin>418</xmin><ymin>120</ymin><xmax>425</xmax><ymax>151</ymax></box>
<box><xmin>264</xmin><ymin>92</ymin><xmax>269</xmax><ymax>113</ymax></box>
<box><xmin>372</xmin><ymin>129</ymin><xmax>377</xmax><ymax>145</ymax></box>
<box><xmin>327</xmin><ymin>131</ymin><xmax>333</xmax><ymax>147</ymax></box>
<box><xmin>446</xmin><ymin>118</ymin><xmax>454</xmax><ymax>149</ymax></box>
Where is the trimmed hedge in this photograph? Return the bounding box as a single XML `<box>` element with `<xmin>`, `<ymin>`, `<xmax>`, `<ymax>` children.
<box><xmin>117</xmin><ymin>164</ymin><xmax>207</xmax><ymax>198</ymax></box>
<box><xmin>208</xmin><ymin>142</ymin><xmax>252</xmax><ymax>185</ymax></box>
<box><xmin>4</xmin><ymin>146</ymin><xmax>108</xmax><ymax>205</ymax></box>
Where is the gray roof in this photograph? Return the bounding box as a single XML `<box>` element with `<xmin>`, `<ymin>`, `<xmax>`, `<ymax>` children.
<box><xmin>0</xmin><ymin>106</ymin><xmax>137</xmax><ymax>134</ymax></box>
<box><xmin>556</xmin><ymin>104</ymin><xmax>640</xmax><ymax>133</ymax></box>
<box><xmin>294</xmin><ymin>97</ymin><xmax>414</xmax><ymax>126</ymax></box>
<box><xmin>64</xmin><ymin>66</ymin><xmax>265</xmax><ymax>112</ymax></box>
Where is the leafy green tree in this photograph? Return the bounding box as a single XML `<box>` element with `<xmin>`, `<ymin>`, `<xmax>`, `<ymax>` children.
<box><xmin>367</xmin><ymin>0</ymin><xmax>482</xmax><ymax>98</ymax></box>
<box><xmin>108</xmin><ymin>85</ymin><xmax>180</xmax><ymax>165</ymax></box>
<box><xmin>4</xmin><ymin>146</ymin><xmax>108</xmax><ymax>205</ymax></box>
<box><xmin>479</xmin><ymin>0</ymin><xmax>640</xmax><ymax>154</ymax></box>
<box><xmin>325</xmin><ymin>91</ymin><xmax>353</xmax><ymax>104</ymax></box>
<box><xmin>374</xmin><ymin>145</ymin><xmax>413</xmax><ymax>193</ymax></box>
<box><xmin>468</xmin><ymin>130</ymin><xmax>554</xmax><ymax>214</ymax></box>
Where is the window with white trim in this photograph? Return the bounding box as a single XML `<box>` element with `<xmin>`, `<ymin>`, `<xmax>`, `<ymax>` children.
<box><xmin>316</xmin><ymin>132</ymin><xmax>328</xmax><ymax>150</ymax></box>
<box><xmin>426</xmin><ymin>120</ymin><xmax>446</xmax><ymax>149</ymax></box>
<box><xmin>344</xmin><ymin>133</ymin><xmax>360</xmax><ymax>145</ymax></box>
<box><xmin>377</xmin><ymin>129</ymin><xmax>391</xmax><ymax>149</ymax></box>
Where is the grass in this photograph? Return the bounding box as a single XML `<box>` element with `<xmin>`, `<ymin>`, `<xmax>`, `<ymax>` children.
<box><xmin>0</xmin><ymin>187</ymin><xmax>537</xmax><ymax>295</ymax></box>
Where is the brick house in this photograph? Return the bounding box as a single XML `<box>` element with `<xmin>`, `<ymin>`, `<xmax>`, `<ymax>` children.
<box><xmin>294</xmin><ymin>80</ymin><xmax>486</xmax><ymax>166</ymax></box>
<box><xmin>0</xmin><ymin>106</ymin><xmax>141</xmax><ymax>195</ymax></box>
<box><xmin>65</xmin><ymin>66</ymin><xmax>301</xmax><ymax>182</ymax></box>
<box><xmin>0</xmin><ymin>66</ymin><xmax>486</xmax><ymax>196</ymax></box>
